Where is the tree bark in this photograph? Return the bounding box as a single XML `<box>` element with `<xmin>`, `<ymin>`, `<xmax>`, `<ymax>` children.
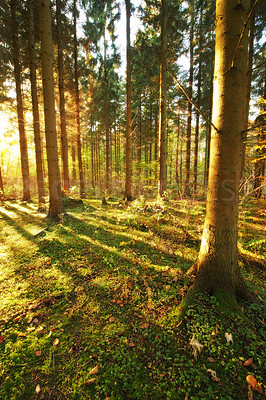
<box><xmin>0</xmin><ymin>165</ymin><xmax>4</xmax><ymax>198</ymax></box>
<box><xmin>56</xmin><ymin>0</ymin><xmax>70</xmax><ymax>194</ymax></box>
<box><xmin>124</xmin><ymin>0</ymin><xmax>133</xmax><ymax>201</ymax></box>
<box><xmin>158</xmin><ymin>0</ymin><xmax>168</xmax><ymax>197</ymax></box>
<box><xmin>188</xmin><ymin>0</ymin><xmax>251</xmax><ymax>300</ymax></box>
<box><xmin>73</xmin><ymin>0</ymin><xmax>85</xmax><ymax>197</ymax></box>
<box><xmin>39</xmin><ymin>0</ymin><xmax>64</xmax><ymax>218</ymax></box>
<box><xmin>28</xmin><ymin>0</ymin><xmax>46</xmax><ymax>207</ymax></box>
<box><xmin>11</xmin><ymin>0</ymin><xmax>31</xmax><ymax>201</ymax></box>
<box><xmin>184</xmin><ymin>0</ymin><xmax>194</xmax><ymax>197</ymax></box>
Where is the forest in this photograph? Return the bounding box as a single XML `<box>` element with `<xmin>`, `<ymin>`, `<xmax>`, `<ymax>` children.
<box><xmin>0</xmin><ymin>0</ymin><xmax>265</xmax><ymax>399</ymax></box>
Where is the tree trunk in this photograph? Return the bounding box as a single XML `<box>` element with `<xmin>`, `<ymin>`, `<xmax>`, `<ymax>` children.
<box><xmin>39</xmin><ymin>0</ymin><xmax>64</xmax><ymax>218</ymax></box>
<box><xmin>188</xmin><ymin>0</ymin><xmax>251</xmax><ymax>300</ymax></box>
<box><xmin>184</xmin><ymin>0</ymin><xmax>194</xmax><ymax>197</ymax></box>
<box><xmin>11</xmin><ymin>0</ymin><xmax>31</xmax><ymax>201</ymax></box>
<box><xmin>193</xmin><ymin>7</ymin><xmax>202</xmax><ymax>196</ymax></box>
<box><xmin>56</xmin><ymin>0</ymin><xmax>70</xmax><ymax>194</ymax></box>
<box><xmin>0</xmin><ymin>165</ymin><xmax>4</xmax><ymax>198</ymax></box>
<box><xmin>73</xmin><ymin>0</ymin><xmax>85</xmax><ymax>197</ymax></box>
<box><xmin>124</xmin><ymin>0</ymin><xmax>133</xmax><ymax>201</ymax></box>
<box><xmin>241</xmin><ymin>0</ymin><xmax>255</xmax><ymax>177</ymax></box>
<box><xmin>158</xmin><ymin>0</ymin><xmax>167</xmax><ymax>197</ymax></box>
<box><xmin>28</xmin><ymin>0</ymin><xmax>46</xmax><ymax>207</ymax></box>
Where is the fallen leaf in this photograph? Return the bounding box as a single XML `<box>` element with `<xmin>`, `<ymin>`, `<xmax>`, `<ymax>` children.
<box><xmin>68</xmin><ymin>347</ymin><xmax>74</xmax><ymax>355</ymax></box>
<box><xmin>89</xmin><ymin>365</ymin><xmax>99</xmax><ymax>375</ymax></box>
<box><xmin>246</xmin><ymin>375</ymin><xmax>257</xmax><ymax>388</ymax></box>
<box><xmin>46</xmin><ymin>331</ymin><xmax>52</xmax><ymax>338</ymax></box>
<box><xmin>190</xmin><ymin>335</ymin><xmax>203</xmax><ymax>360</ymax></box>
<box><xmin>53</xmin><ymin>338</ymin><xmax>59</xmax><ymax>346</ymax></box>
<box><xmin>33</xmin><ymin>318</ymin><xmax>39</xmax><ymax>325</ymax></box>
<box><xmin>253</xmin><ymin>384</ymin><xmax>264</xmax><ymax>395</ymax></box>
<box><xmin>0</xmin><ymin>336</ymin><xmax>4</xmax><ymax>344</ymax></box>
<box><xmin>27</xmin><ymin>317</ymin><xmax>33</xmax><ymax>324</ymax></box>
<box><xmin>244</xmin><ymin>358</ymin><xmax>253</xmax><ymax>367</ymax></box>
<box><xmin>208</xmin><ymin>357</ymin><xmax>216</xmax><ymax>363</ymax></box>
<box><xmin>27</xmin><ymin>327</ymin><xmax>36</xmax><ymax>332</ymax></box>
<box><xmin>35</xmin><ymin>384</ymin><xmax>41</xmax><ymax>394</ymax></box>
<box><xmin>207</xmin><ymin>369</ymin><xmax>220</xmax><ymax>382</ymax></box>
<box><xmin>141</xmin><ymin>323</ymin><xmax>149</xmax><ymax>329</ymax></box>
<box><xmin>36</xmin><ymin>326</ymin><xmax>44</xmax><ymax>335</ymax></box>
<box><xmin>109</xmin><ymin>317</ymin><xmax>115</xmax><ymax>323</ymax></box>
<box><xmin>36</xmin><ymin>350</ymin><xmax>42</xmax><ymax>357</ymax></box>
<box><xmin>18</xmin><ymin>333</ymin><xmax>27</xmax><ymax>337</ymax></box>
<box><xmin>129</xmin><ymin>341</ymin><xmax>135</xmax><ymax>347</ymax></box>
<box><xmin>84</xmin><ymin>378</ymin><xmax>96</xmax><ymax>385</ymax></box>
<box><xmin>225</xmin><ymin>332</ymin><xmax>233</xmax><ymax>343</ymax></box>
<box><xmin>14</xmin><ymin>316</ymin><xmax>21</xmax><ymax>322</ymax></box>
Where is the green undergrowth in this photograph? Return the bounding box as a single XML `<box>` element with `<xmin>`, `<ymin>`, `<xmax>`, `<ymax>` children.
<box><xmin>0</xmin><ymin>197</ymin><xmax>265</xmax><ymax>399</ymax></box>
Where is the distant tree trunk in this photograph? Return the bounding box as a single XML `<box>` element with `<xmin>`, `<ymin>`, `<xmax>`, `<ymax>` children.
<box><xmin>188</xmin><ymin>0</ymin><xmax>251</xmax><ymax>300</ymax></box>
<box><xmin>241</xmin><ymin>0</ymin><xmax>255</xmax><ymax>177</ymax></box>
<box><xmin>204</xmin><ymin>66</ymin><xmax>214</xmax><ymax>186</ymax></box>
<box><xmin>253</xmin><ymin>66</ymin><xmax>266</xmax><ymax>198</ymax></box>
<box><xmin>28</xmin><ymin>0</ymin><xmax>46</xmax><ymax>207</ymax></box>
<box><xmin>184</xmin><ymin>0</ymin><xmax>194</xmax><ymax>197</ymax></box>
<box><xmin>193</xmin><ymin>7</ymin><xmax>202</xmax><ymax>196</ymax></box>
<box><xmin>73</xmin><ymin>0</ymin><xmax>85</xmax><ymax>197</ymax></box>
<box><xmin>39</xmin><ymin>0</ymin><xmax>64</xmax><ymax>218</ymax></box>
<box><xmin>158</xmin><ymin>0</ymin><xmax>167</xmax><ymax>197</ymax></box>
<box><xmin>0</xmin><ymin>166</ymin><xmax>4</xmax><ymax>197</ymax></box>
<box><xmin>104</xmin><ymin>36</ymin><xmax>110</xmax><ymax>192</ymax></box>
<box><xmin>137</xmin><ymin>97</ymin><xmax>142</xmax><ymax>185</ymax></box>
<box><xmin>124</xmin><ymin>0</ymin><xmax>133</xmax><ymax>201</ymax></box>
<box><xmin>175</xmin><ymin>114</ymin><xmax>180</xmax><ymax>185</ymax></box>
<box><xmin>11</xmin><ymin>0</ymin><xmax>31</xmax><ymax>201</ymax></box>
<box><xmin>56</xmin><ymin>0</ymin><xmax>70</xmax><ymax>194</ymax></box>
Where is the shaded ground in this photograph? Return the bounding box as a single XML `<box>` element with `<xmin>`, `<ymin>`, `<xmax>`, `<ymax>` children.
<box><xmin>0</xmin><ymin>197</ymin><xmax>265</xmax><ymax>399</ymax></box>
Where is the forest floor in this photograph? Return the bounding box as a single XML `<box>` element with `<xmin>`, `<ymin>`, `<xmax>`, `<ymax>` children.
<box><xmin>0</xmin><ymin>196</ymin><xmax>265</xmax><ymax>400</ymax></box>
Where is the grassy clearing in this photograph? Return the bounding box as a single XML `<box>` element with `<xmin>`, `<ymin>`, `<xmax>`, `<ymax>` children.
<box><xmin>0</xmin><ymin>197</ymin><xmax>265</xmax><ymax>400</ymax></box>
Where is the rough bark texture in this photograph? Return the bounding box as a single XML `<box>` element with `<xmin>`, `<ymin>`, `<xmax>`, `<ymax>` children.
<box><xmin>11</xmin><ymin>0</ymin><xmax>31</xmax><ymax>201</ymax></box>
<box><xmin>124</xmin><ymin>0</ymin><xmax>133</xmax><ymax>201</ymax></box>
<box><xmin>28</xmin><ymin>0</ymin><xmax>46</xmax><ymax>207</ymax></box>
<box><xmin>39</xmin><ymin>0</ymin><xmax>64</xmax><ymax>218</ymax></box>
<box><xmin>56</xmin><ymin>0</ymin><xmax>70</xmax><ymax>194</ymax></box>
<box><xmin>188</xmin><ymin>0</ymin><xmax>251</xmax><ymax>300</ymax></box>
<box><xmin>158</xmin><ymin>0</ymin><xmax>167</xmax><ymax>197</ymax></box>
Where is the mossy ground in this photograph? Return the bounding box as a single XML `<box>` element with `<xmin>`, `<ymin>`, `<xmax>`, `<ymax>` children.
<box><xmin>0</xmin><ymin>197</ymin><xmax>265</xmax><ymax>399</ymax></box>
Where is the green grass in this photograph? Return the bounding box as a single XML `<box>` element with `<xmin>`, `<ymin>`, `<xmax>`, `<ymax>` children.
<box><xmin>0</xmin><ymin>197</ymin><xmax>265</xmax><ymax>399</ymax></box>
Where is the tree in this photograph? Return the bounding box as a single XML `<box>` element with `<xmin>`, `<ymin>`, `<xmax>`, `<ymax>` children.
<box><xmin>39</xmin><ymin>0</ymin><xmax>64</xmax><ymax>218</ymax></box>
<box><xmin>124</xmin><ymin>0</ymin><xmax>133</xmax><ymax>201</ymax></box>
<box><xmin>188</xmin><ymin>0</ymin><xmax>252</xmax><ymax>300</ymax></box>
<box><xmin>73</xmin><ymin>0</ymin><xmax>85</xmax><ymax>197</ymax></box>
<box><xmin>56</xmin><ymin>0</ymin><xmax>70</xmax><ymax>194</ymax></box>
<box><xmin>158</xmin><ymin>0</ymin><xmax>167</xmax><ymax>197</ymax></box>
<box><xmin>10</xmin><ymin>0</ymin><xmax>31</xmax><ymax>201</ymax></box>
<box><xmin>28</xmin><ymin>0</ymin><xmax>46</xmax><ymax>208</ymax></box>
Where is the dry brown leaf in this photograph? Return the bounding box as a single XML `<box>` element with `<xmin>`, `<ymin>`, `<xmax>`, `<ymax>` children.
<box><xmin>246</xmin><ymin>375</ymin><xmax>257</xmax><ymax>388</ymax></box>
<box><xmin>68</xmin><ymin>346</ymin><xmax>74</xmax><ymax>355</ymax></box>
<box><xmin>84</xmin><ymin>378</ymin><xmax>96</xmax><ymax>385</ymax></box>
<box><xmin>0</xmin><ymin>336</ymin><xmax>4</xmax><ymax>344</ymax></box>
<box><xmin>35</xmin><ymin>384</ymin><xmax>41</xmax><ymax>394</ymax></box>
<box><xmin>18</xmin><ymin>333</ymin><xmax>27</xmax><ymax>337</ymax></box>
<box><xmin>109</xmin><ymin>317</ymin><xmax>115</xmax><ymax>323</ymax></box>
<box><xmin>141</xmin><ymin>323</ymin><xmax>149</xmax><ymax>329</ymax></box>
<box><xmin>253</xmin><ymin>384</ymin><xmax>264</xmax><ymax>395</ymax></box>
<box><xmin>36</xmin><ymin>350</ymin><xmax>42</xmax><ymax>357</ymax></box>
<box><xmin>53</xmin><ymin>338</ymin><xmax>59</xmax><ymax>346</ymax></box>
<box><xmin>129</xmin><ymin>341</ymin><xmax>135</xmax><ymax>347</ymax></box>
<box><xmin>244</xmin><ymin>358</ymin><xmax>253</xmax><ymax>367</ymax></box>
<box><xmin>89</xmin><ymin>365</ymin><xmax>99</xmax><ymax>375</ymax></box>
<box><xmin>208</xmin><ymin>357</ymin><xmax>216</xmax><ymax>363</ymax></box>
<box><xmin>190</xmin><ymin>335</ymin><xmax>203</xmax><ymax>360</ymax></box>
<box><xmin>207</xmin><ymin>369</ymin><xmax>220</xmax><ymax>382</ymax></box>
<box><xmin>27</xmin><ymin>327</ymin><xmax>36</xmax><ymax>332</ymax></box>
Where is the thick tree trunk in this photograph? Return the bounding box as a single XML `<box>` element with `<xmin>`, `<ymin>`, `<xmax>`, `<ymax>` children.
<box><xmin>28</xmin><ymin>0</ymin><xmax>46</xmax><ymax>207</ymax></box>
<box><xmin>73</xmin><ymin>0</ymin><xmax>85</xmax><ymax>198</ymax></box>
<box><xmin>56</xmin><ymin>0</ymin><xmax>70</xmax><ymax>194</ymax></box>
<box><xmin>11</xmin><ymin>0</ymin><xmax>31</xmax><ymax>201</ymax></box>
<box><xmin>158</xmin><ymin>0</ymin><xmax>167</xmax><ymax>197</ymax></box>
<box><xmin>188</xmin><ymin>0</ymin><xmax>251</xmax><ymax>300</ymax></box>
<box><xmin>39</xmin><ymin>0</ymin><xmax>64</xmax><ymax>218</ymax></box>
<box><xmin>124</xmin><ymin>0</ymin><xmax>133</xmax><ymax>201</ymax></box>
<box><xmin>0</xmin><ymin>165</ymin><xmax>4</xmax><ymax>198</ymax></box>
